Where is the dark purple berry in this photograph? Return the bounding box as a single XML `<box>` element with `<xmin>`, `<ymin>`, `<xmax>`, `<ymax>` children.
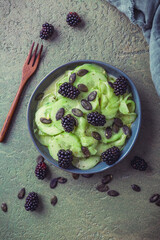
<box><xmin>24</xmin><ymin>192</ymin><xmax>39</xmax><ymax>211</ymax></box>
<box><xmin>35</xmin><ymin>162</ymin><xmax>47</xmax><ymax>180</ymax></box>
<box><xmin>87</xmin><ymin>112</ymin><xmax>106</xmax><ymax>126</ymax></box>
<box><xmin>131</xmin><ymin>156</ymin><xmax>148</xmax><ymax>171</ymax></box>
<box><xmin>101</xmin><ymin>146</ymin><xmax>120</xmax><ymax>165</ymax></box>
<box><xmin>40</xmin><ymin>22</ymin><xmax>54</xmax><ymax>40</ymax></box>
<box><xmin>66</xmin><ymin>12</ymin><xmax>81</xmax><ymax>27</ymax></box>
<box><xmin>113</xmin><ymin>76</ymin><xmax>128</xmax><ymax>96</ymax></box>
<box><xmin>57</xmin><ymin>149</ymin><xmax>73</xmax><ymax>169</ymax></box>
<box><xmin>58</xmin><ymin>82</ymin><xmax>80</xmax><ymax>100</ymax></box>
<box><xmin>61</xmin><ymin>114</ymin><xmax>76</xmax><ymax>132</ymax></box>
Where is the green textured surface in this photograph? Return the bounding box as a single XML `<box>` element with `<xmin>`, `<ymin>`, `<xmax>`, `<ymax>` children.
<box><xmin>0</xmin><ymin>1</ymin><xmax>160</xmax><ymax>240</ymax></box>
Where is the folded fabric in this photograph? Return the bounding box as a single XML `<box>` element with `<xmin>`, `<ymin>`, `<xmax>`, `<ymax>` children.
<box><xmin>106</xmin><ymin>0</ymin><xmax>160</xmax><ymax>97</ymax></box>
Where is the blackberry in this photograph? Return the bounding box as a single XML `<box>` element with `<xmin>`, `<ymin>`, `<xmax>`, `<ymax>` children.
<box><xmin>66</xmin><ymin>12</ymin><xmax>81</xmax><ymax>27</ymax></box>
<box><xmin>40</xmin><ymin>22</ymin><xmax>54</xmax><ymax>40</ymax></box>
<box><xmin>61</xmin><ymin>114</ymin><xmax>76</xmax><ymax>132</ymax></box>
<box><xmin>131</xmin><ymin>156</ymin><xmax>148</xmax><ymax>171</ymax></box>
<box><xmin>57</xmin><ymin>149</ymin><xmax>73</xmax><ymax>169</ymax></box>
<box><xmin>87</xmin><ymin>112</ymin><xmax>106</xmax><ymax>126</ymax></box>
<box><xmin>35</xmin><ymin>162</ymin><xmax>47</xmax><ymax>180</ymax></box>
<box><xmin>58</xmin><ymin>82</ymin><xmax>80</xmax><ymax>100</ymax></box>
<box><xmin>113</xmin><ymin>76</ymin><xmax>128</xmax><ymax>96</ymax></box>
<box><xmin>24</xmin><ymin>192</ymin><xmax>39</xmax><ymax>211</ymax></box>
<box><xmin>101</xmin><ymin>146</ymin><xmax>120</xmax><ymax>165</ymax></box>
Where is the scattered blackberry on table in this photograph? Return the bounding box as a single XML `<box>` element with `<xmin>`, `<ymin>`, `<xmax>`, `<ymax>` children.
<box><xmin>57</xmin><ymin>149</ymin><xmax>73</xmax><ymax>169</ymax></box>
<box><xmin>35</xmin><ymin>162</ymin><xmax>47</xmax><ymax>180</ymax></box>
<box><xmin>24</xmin><ymin>192</ymin><xmax>39</xmax><ymax>211</ymax></box>
<box><xmin>58</xmin><ymin>82</ymin><xmax>80</xmax><ymax>100</ymax></box>
<box><xmin>101</xmin><ymin>146</ymin><xmax>120</xmax><ymax>165</ymax></box>
<box><xmin>87</xmin><ymin>112</ymin><xmax>106</xmax><ymax>126</ymax></box>
<box><xmin>61</xmin><ymin>114</ymin><xmax>76</xmax><ymax>132</ymax></box>
<box><xmin>66</xmin><ymin>12</ymin><xmax>81</xmax><ymax>26</ymax></box>
<box><xmin>113</xmin><ymin>76</ymin><xmax>128</xmax><ymax>96</ymax></box>
<box><xmin>40</xmin><ymin>22</ymin><xmax>54</xmax><ymax>40</ymax></box>
<box><xmin>131</xmin><ymin>156</ymin><xmax>148</xmax><ymax>171</ymax></box>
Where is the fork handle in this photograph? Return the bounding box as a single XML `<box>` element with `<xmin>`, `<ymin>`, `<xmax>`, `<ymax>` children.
<box><xmin>0</xmin><ymin>85</ymin><xmax>24</xmax><ymax>142</ymax></box>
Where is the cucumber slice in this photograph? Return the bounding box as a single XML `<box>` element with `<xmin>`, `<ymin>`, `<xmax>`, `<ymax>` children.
<box><xmin>85</xmin><ymin>125</ymin><xmax>123</xmax><ymax>144</ymax></box>
<box><xmin>98</xmin><ymin>81</ymin><xmax>119</xmax><ymax>119</ymax></box>
<box><xmin>72</xmin><ymin>63</ymin><xmax>107</xmax><ymax>76</ymax></box>
<box><xmin>72</xmin><ymin>156</ymin><xmax>100</xmax><ymax>170</ymax></box>
<box><xmin>37</xmin><ymin>135</ymin><xmax>52</xmax><ymax>146</ymax></box>
<box><xmin>51</xmin><ymin>98</ymin><xmax>77</xmax><ymax>131</ymax></box>
<box><xmin>75</xmin><ymin>92</ymin><xmax>100</xmax><ymax>114</ymax></box>
<box><xmin>55</xmin><ymin>73</ymin><xmax>70</xmax><ymax>91</ymax></box>
<box><xmin>35</xmin><ymin>104</ymin><xmax>63</xmax><ymax>136</ymax></box>
<box><xmin>110</xmin><ymin>134</ymin><xmax>127</xmax><ymax>149</ymax></box>
<box><xmin>74</xmin><ymin>72</ymin><xmax>107</xmax><ymax>91</ymax></box>
<box><xmin>127</xmin><ymin>100</ymin><xmax>135</xmax><ymax>113</ymax></box>
<box><xmin>117</xmin><ymin>113</ymin><xmax>137</xmax><ymax>125</ymax></box>
<box><xmin>74</xmin><ymin>117</ymin><xmax>88</xmax><ymax>137</ymax></box>
<box><xmin>48</xmin><ymin>132</ymin><xmax>83</xmax><ymax>160</ymax></box>
<box><xmin>100</xmin><ymin>94</ymin><xmax>108</xmax><ymax>110</ymax></box>
<box><xmin>96</xmin><ymin>143</ymin><xmax>112</xmax><ymax>156</ymax></box>
<box><xmin>101</xmin><ymin>128</ymin><xmax>124</xmax><ymax>144</ymax></box>
<box><xmin>38</xmin><ymin>93</ymin><xmax>56</xmax><ymax>108</ymax></box>
<box><xmin>101</xmin><ymin>99</ymin><xmax>119</xmax><ymax>119</ymax></box>
<box><xmin>98</xmin><ymin>81</ymin><xmax>118</xmax><ymax>101</ymax></box>
<box><xmin>119</xmin><ymin>93</ymin><xmax>135</xmax><ymax>114</ymax></box>
<box><xmin>35</xmin><ymin>130</ymin><xmax>51</xmax><ymax>146</ymax></box>
<box><xmin>80</xmin><ymin>136</ymin><xmax>98</xmax><ymax>147</ymax></box>
<box><xmin>119</xmin><ymin>100</ymin><xmax>129</xmax><ymax>114</ymax></box>
<box><xmin>48</xmin><ymin>137</ymin><xmax>61</xmax><ymax>160</ymax></box>
<box><xmin>96</xmin><ymin>133</ymin><xmax>126</xmax><ymax>155</ymax></box>
<box><xmin>88</xmin><ymin>145</ymin><xmax>97</xmax><ymax>155</ymax></box>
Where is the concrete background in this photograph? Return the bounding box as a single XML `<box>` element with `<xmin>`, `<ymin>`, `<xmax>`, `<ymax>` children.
<box><xmin>0</xmin><ymin>0</ymin><xmax>160</xmax><ymax>239</ymax></box>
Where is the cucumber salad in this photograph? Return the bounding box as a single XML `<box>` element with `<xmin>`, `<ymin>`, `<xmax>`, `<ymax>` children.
<box><xmin>34</xmin><ymin>64</ymin><xmax>137</xmax><ymax>170</ymax></box>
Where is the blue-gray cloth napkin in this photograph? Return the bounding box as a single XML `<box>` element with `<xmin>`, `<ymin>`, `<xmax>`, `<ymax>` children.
<box><xmin>106</xmin><ymin>0</ymin><xmax>160</xmax><ymax>97</ymax></box>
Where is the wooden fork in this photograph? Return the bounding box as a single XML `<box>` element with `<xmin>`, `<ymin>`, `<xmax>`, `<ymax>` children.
<box><xmin>0</xmin><ymin>42</ymin><xmax>43</xmax><ymax>142</ymax></box>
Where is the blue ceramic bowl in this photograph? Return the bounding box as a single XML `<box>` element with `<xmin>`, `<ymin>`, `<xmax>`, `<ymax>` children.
<box><xmin>27</xmin><ymin>60</ymin><xmax>141</xmax><ymax>174</ymax></box>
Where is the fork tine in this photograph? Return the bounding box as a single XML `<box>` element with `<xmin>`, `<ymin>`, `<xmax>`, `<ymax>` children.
<box><xmin>29</xmin><ymin>43</ymin><xmax>39</xmax><ymax>66</ymax></box>
<box><xmin>33</xmin><ymin>45</ymin><xmax>43</xmax><ymax>68</ymax></box>
<box><xmin>26</xmin><ymin>42</ymin><xmax>35</xmax><ymax>64</ymax></box>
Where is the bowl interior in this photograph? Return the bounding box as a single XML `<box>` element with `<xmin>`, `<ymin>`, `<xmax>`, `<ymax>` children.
<box><xmin>27</xmin><ymin>60</ymin><xmax>141</xmax><ymax>174</ymax></box>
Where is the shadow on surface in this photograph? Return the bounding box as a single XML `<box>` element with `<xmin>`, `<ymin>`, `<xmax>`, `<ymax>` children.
<box><xmin>36</xmin><ymin>194</ymin><xmax>45</xmax><ymax>214</ymax></box>
<box><xmin>50</xmin><ymin>29</ymin><xmax>59</xmax><ymax>41</ymax></box>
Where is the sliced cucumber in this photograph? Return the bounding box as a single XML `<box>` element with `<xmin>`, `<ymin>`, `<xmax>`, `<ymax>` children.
<box><xmin>38</xmin><ymin>93</ymin><xmax>56</xmax><ymax>108</ymax></box>
<box><xmin>100</xmin><ymin>94</ymin><xmax>108</xmax><ymax>110</ymax></box>
<box><xmin>34</xmin><ymin>64</ymin><xmax>136</xmax><ymax>170</ymax></box>
<box><xmin>101</xmin><ymin>101</ymin><xmax>119</xmax><ymax>119</ymax></box>
<box><xmin>74</xmin><ymin>72</ymin><xmax>107</xmax><ymax>90</ymax></box>
<box><xmin>119</xmin><ymin>93</ymin><xmax>135</xmax><ymax>114</ymax></box>
<box><xmin>72</xmin><ymin>63</ymin><xmax>107</xmax><ymax>76</ymax></box>
<box><xmin>98</xmin><ymin>81</ymin><xmax>118</xmax><ymax>101</ymax></box>
<box><xmin>75</xmin><ymin>94</ymin><xmax>100</xmax><ymax>114</ymax></box>
<box><xmin>74</xmin><ymin>117</ymin><xmax>88</xmax><ymax>137</ymax></box>
<box><xmin>88</xmin><ymin>145</ymin><xmax>97</xmax><ymax>155</ymax></box>
<box><xmin>110</xmin><ymin>134</ymin><xmax>127</xmax><ymax>149</ymax></box>
<box><xmin>101</xmin><ymin>128</ymin><xmax>124</xmax><ymax>144</ymax></box>
<box><xmin>51</xmin><ymin>98</ymin><xmax>77</xmax><ymax>131</ymax></box>
<box><xmin>37</xmin><ymin>135</ymin><xmax>52</xmax><ymax>146</ymax></box>
<box><xmin>96</xmin><ymin>143</ymin><xmax>112</xmax><ymax>156</ymax></box>
<box><xmin>35</xmin><ymin>103</ymin><xmax>63</xmax><ymax>136</ymax></box>
<box><xmin>117</xmin><ymin>113</ymin><xmax>137</xmax><ymax>125</ymax></box>
<box><xmin>80</xmin><ymin>136</ymin><xmax>97</xmax><ymax>147</ymax></box>
<box><xmin>72</xmin><ymin>156</ymin><xmax>100</xmax><ymax>170</ymax></box>
<box><xmin>48</xmin><ymin>132</ymin><xmax>83</xmax><ymax>160</ymax></box>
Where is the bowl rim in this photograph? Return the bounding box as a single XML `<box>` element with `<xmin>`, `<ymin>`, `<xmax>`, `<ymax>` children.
<box><xmin>27</xmin><ymin>60</ymin><xmax>141</xmax><ymax>174</ymax></box>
